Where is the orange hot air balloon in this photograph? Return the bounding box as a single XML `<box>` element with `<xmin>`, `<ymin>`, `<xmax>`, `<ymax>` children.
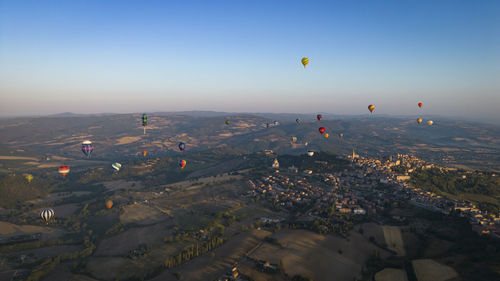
<box><xmin>319</xmin><ymin>127</ymin><xmax>326</xmax><ymax>134</ymax></box>
<box><xmin>417</xmin><ymin>118</ymin><xmax>423</xmax><ymax>124</ymax></box>
<box><xmin>324</xmin><ymin>133</ymin><xmax>329</xmax><ymax>138</ymax></box>
<box><xmin>142</xmin><ymin>150</ymin><xmax>147</xmax><ymax>157</ymax></box>
<box><xmin>58</xmin><ymin>166</ymin><xmax>70</xmax><ymax>178</ymax></box>
<box><xmin>105</xmin><ymin>200</ymin><xmax>113</xmax><ymax>209</ymax></box>
<box><xmin>179</xmin><ymin>160</ymin><xmax>187</xmax><ymax>169</ymax></box>
<box><xmin>368</xmin><ymin>105</ymin><xmax>375</xmax><ymax>113</ymax></box>
<box><xmin>418</xmin><ymin>102</ymin><xmax>423</xmax><ymax>108</ymax></box>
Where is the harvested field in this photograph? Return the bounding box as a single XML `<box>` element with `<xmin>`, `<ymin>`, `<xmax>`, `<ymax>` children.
<box><xmin>87</xmin><ymin>257</ymin><xmax>128</xmax><ymax>280</ymax></box>
<box><xmin>0</xmin><ymin>156</ymin><xmax>39</xmax><ymax>161</ymax></box>
<box><xmin>120</xmin><ymin>203</ymin><xmax>169</xmax><ymax>225</ymax></box>
<box><xmin>250</xmin><ymin>229</ymin><xmax>392</xmax><ymax>281</ymax></box>
<box><xmin>383</xmin><ymin>226</ymin><xmax>405</xmax><ymax>256</ymax></box>
<box><xmin>375</xmin><ymin>268</ymin><xmax>408</xmax><ymax>281</ymax></box>
<box><xmin>115</xmin><ymin>136</ymin><xmax>142</xmax><ymax>145</ymax></box>
<box><xmin>96</xmin><ymin>222</ymin><xmax>174</xmax><ymax>256</ymax></box>
<box><xmin>412</xmin><ymin>259</ymin><xmax>458</xmax><ymax>281</ymax></box>
<box><xmin>0</xmin><ymin>221</ymin><xmax>64</xmax><ymax>239</ymax></box>
<box><xmin>101</xmin><ymin>180</ymin><xmax>144</xmax><ymax>191</ymax></box>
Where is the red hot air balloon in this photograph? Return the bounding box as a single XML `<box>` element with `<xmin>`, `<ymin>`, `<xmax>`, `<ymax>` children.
<box><xmin>319</xmin><ymin>127</ymin><xmax>326</xmax><ymax>134</ymax></box>
<box><xmin>418</xmin><ymin>102</ymin><xmax>423</xmax><ymax>108</ymax></box>
<box><xmin>58</xmin><ymin>166</ymin><xmax>70</xmax><ymax>178</ymax></box>
<box><xmin>317</xmin><ymin>114</ymin><xmax>322</xmax><ymax>121</ymax></box>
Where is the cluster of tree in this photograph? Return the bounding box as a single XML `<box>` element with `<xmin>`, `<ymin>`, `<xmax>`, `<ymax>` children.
<box><xmin>164</xmin><ymin>236</ymin><xmax>225</xmax><ymax>268</ymax></box>
<box><xmin>410</xmin><ymin>168</ymin><xmax>500</xmax><ymax>212</ymax></box>
<box><xmin>24</xmin><ymin>236</ymin><xmax>95</xmax><ymax>281</ymax></box>
<box><xmin>0</xmin><ymin>174</ymin><xmax>54</xmax><ymax>208</ymax></box>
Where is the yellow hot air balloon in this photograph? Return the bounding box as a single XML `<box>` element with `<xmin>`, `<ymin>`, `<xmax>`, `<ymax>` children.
<box><xmin>301</xmin><ymin>57</ymin><xmax>309</xmax><ymax>68</ymax></box>
<box><xmin>324</xmin><ymin>133</ymin><xmax>329</xmax><ymax>138</ymax></box>
<box><xmin>25</xmin><ymin>174</ymin><xmax>34</xmax><ymax>183</ymax></box>
<box><xmin>368</xmin><ymin>105</ymin><xmax>375</xmax><ymax>114</ymax></box>
<box><xmin>427</xmin><ymin>120</ymin><xmax>434</xmax><ymax>126</ymax></box>
<box><xmin>417</xmin><ymin>118</ymin><xmax>423</xmax><ymax>124</ymax></box>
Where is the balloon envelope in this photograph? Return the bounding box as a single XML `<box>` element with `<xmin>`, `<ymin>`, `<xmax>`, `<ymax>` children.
<box><xmin>142</xmin><ymin>114</ymin><xmax>147</xmax><ymax>126</ymax></box>
<box><xmin>368</xmin><ymin>105</ymin><xmax>375</xmax><ymax>113</ymax></box>
<box><xmin>324</xmin><ymin>133</ymin><xmax>329</xmax><ymax>138</ymax></box>
<box><xmin>142</xmin><ymin>150</ymin><xmax>147</xmax><ymax>157</ymax></box>
<box><xmin>317</xmin><ymin>114</ymin><xmax>322</xmax><ymax>121</ymax></box>
<box><xmin>296</xmin><ymin>118</ymin><xmax>300</xmax><ymax>124</ymax></box>
<box><xmin>307</xmin><ymin>151</ymin><xmax>314</xmax><ymax>157</ymax></box>
<box><xmin>301</xmin><ymin>57</ymin><xmax>309</xmax><ymax>68</ymax></box>
<box><xmin>58</xmin><ymin>166</ymin><xmax>70</xmax><ymax>177</ymax></box>
<box><xmin>105</xmin><ymin>200</ymin><xmax>113</xmax><ymax>209</ymax></box>
<box><xmin>291</xmin><ymin>137</ymin><xmax>297</xmax><ymax>143</ymax></box>
<box><xmin>319</xmin><ymin>127</ymin><xmax>326</xmax><ymax>134</ymax></box>
<box><xmin>178</xmin><ymin>142</ymin><xmax>186</xmax><ymax>152</ymax></box>
<box><xmin>112</xmin><ymin>163</ymin><xmax>121</xmax><ymax>171</ymax></box>
<box><xmin>418</xmin><ymin>103</ymin><xmax>423</xmax><ymax>108</ymax></box>
<box><xmin>179</xmin><ymin>160</ymin><xmax>187</xmax><ymax>169</ymax></box>
<box><xmin>417</xmin><ymin>118</ymin><xmax>423</xmax><ymax>124</ymax></box>
<box><xmin>81</xmin><ymin>140</ymin><xmax>93</xmax><ymax>157</ymax></box>
<box><xmin>427</xmin><ymin>120</ymin><xmax>434</xmax><ymax>126</ymax></box>
<box><xmin>339</xmin><ymin>133</ymin><xmax>344</xmax><ymax>139</ymax></box>
<box><xmin>40</xmin><ymin>208</ymin><xmax>54</xmax><ymax>223</ymax></box>
<box><xmin>225</xmin><ymin>120</ymin><xmax>230</xmax><ymax>125</ymax></box>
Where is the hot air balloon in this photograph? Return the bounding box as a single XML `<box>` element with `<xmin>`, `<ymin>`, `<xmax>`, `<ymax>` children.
<box><xmin>319</xmin><ymin>127</ymin><xmax>326</xmax><ymax>134</ymax></box>
<box><xmin>105</xmin><ymin>200</ymin><xmax>113</xmax><ymax>209</ymax></box>
<box><xmin>291</xmin><ymin>137</ymin><xmax>297</xmax><ymax>143</ymax></box>
<box><xmin>301</xmin><ymin>57</ymin><xmax>309</xmax><ymax>68</ymax></box>
<box><xmin>142</xmin><ymin>114</ymin><xmax>147</xmax><ymax>134</ymax></box>
<box><xmin>427</xmin><ymin>120</ymin><xmax>433</xmax><ymax>126</ymax></box>
<box><xmin>307</xmin><ymin>151</ymin><xmax>314</xmax><ymax>157</ymax></box>
<box><xmin>317</xmin><ymin>114</ymin><xmax>322</xmax><ymax>121</ymax></box>
<box><xmin>142</xmin><ymin>150</ymin><xmax>147</xmax><ymax>157</ymax></box>
<box><xmin>324</xmin><ymin>133</ymin><xmax>329</xmax><ymax>138</ymax></box>
<box><xmin>304</xmin><ymin>142</ymin><xmax>309</xmax><ymax>146</ymax></box>
<box><xmin>25</xmin><ymin>174</ymin><xmax>34</xmax><ymax>183</ymax></box>
<box><xmin>179</xmin><ymin>160</ymin><xmax>187</xmax><ymax>169</ymax></box>
<box><xmin>368</xmin><ymin>105</ymin><xmax>375</xmax><ymax>114</ymax></box>
<box><xmin>296</xmin><ymin>118</ymin><xmax>300</xmax><ymax>124</ymax></box>
<box><xmin>418</xmin><ymin>102</ymin><xmax>423</xmax><ymax>108</ymax></box>
<box><xmin>112</xmin><ymin>163</ymin><xmax>121</xmax><ymax>172</ymax></box>
<box><xmin>225</xmin><ymin>120</ymin><xmax>230</xmax><ymax>125</ymax></box>
<box><xmin>273</xmin><ymin>120</ymin><xmax>279</xmax><ymax>126</ymax></box>
<box><xmin>58</xmin><ymin>166</ymin><xmax>70</xmax><ymax>178</ymax></box>
<box><xmin>178</xmin><ymin>142</ymin><xmax>186</xmax><ymax>152</ymax></box>
<box><xmin>40</xmin><ymin>208</ymin><xmax>54</xmax><ymax>224</ymax></box>
<box><xmin>417</xmin><ymin>118</ymin><xmax>423</xmax><ymax>124</ymax></box>
<box><xmin>338</xmin><ymin>133</ymin><xmax>344</xmax><ymax>139</ymax></box>
<box><xmin>81</xmin><ymin>140</ymin><xmax>93</xmax><ymax>158</ymax></box>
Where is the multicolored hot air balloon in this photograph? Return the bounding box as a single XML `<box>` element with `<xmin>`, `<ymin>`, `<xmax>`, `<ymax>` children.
<box><xmin>142</xmin><ymin>150</ymin><xmax>147</xmax><ymax>157</ymax></box>
<box><xmin>301</xmin><ymin>57</ymin><xmax>309</xmax><ymax>68</ymax></box>
<box><xmin>317</xmin><ymin>114</ymin><xmax>322</xmax><ymax>121</ymax></box>
<box><xmin>142</xmin><ymin>114</ymin><xmax>147</xmax><ymax>135</ymax></box>
<box><xmin>273</xmin><ymin>120</ymin><xmax>279</xmax><ymax>126</ymax></box>
<box><xmin>58</xmin><ymin>166</ymin><xmax>70</xmax><ymax>178</ymax></box>
<box><xmin>25</xmin><ymin>174</ymin><xmax>34</xmax><ymax>183</ymax></box>
<box><xmin>225</xmin><ymin>120</ymin><xmax>230</xmax><ymax>125</ymax></box>
<box><xmin>368</xmin><ymin>105</ymin><xmax>375</xmax><ymax>114</ymax></box>
<box><xmin>296</xmin><ymin>118</ymin><xmax>300</xmax><ymax>124</ymax></box>
<box><xmin>319</xmin><ymin>127</ymin><xmax>326</xmax><ymax>134</ymax></box>
<box><xmin>418</xmin><ymin>102</ymin><xmax>423</xmax><ymax>108</ymax></box>
<box><xmin>417</xmin><ymin>118</ymin><xmax>423</xmax><ymax>124</ymax></box>
<box><xmin>291</xmin><ymin>137</ymin><xmax>297</xmax><ymax>143</ymax></box>
<box><xmin>179</xmin><ymin>160</ymin><xmax>187</xmax><ymax>169</ymax></box>
<box><xmin>307</xmin><ymin>151</ymin><xmax>314</xmax><ymax>157</ymax></box>
<box><xmin>324</xmin><ymin>133</ymin><xmax>329</xmax><ymax>138</ymax></box>
<box><xmin>178</xmin><ymin>142</ymin><xmax>186</xmax><ymax>152</ymax></box>
<box><xmin>427</xmin><ymin>120</ymin><xmax>434</xmax><ymax>126</ymax></box>
<box><xmin>40</xmin><ymin>208</ymin><xmax>54</xmax><ymax>224</ymax></box>
<box><xmin>105</xmin><ymin>200</ymin><xmax>113</xmax><ymax>209</ymax></box>
<box><xmin>112</xmin><ymin>163</ymin><xmax>121</xmax><ymax>172</ymax></box>
<box><xmin>81</xmin><ymin>140</ymin><xmax>93</xmax><ymax>158</ymax></box>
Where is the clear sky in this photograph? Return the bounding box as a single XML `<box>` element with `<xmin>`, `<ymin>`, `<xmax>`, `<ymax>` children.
<box><xmin>1</xmin><ymin>0</ymin><xmax>499</xmax><ymax>121</ymax></box>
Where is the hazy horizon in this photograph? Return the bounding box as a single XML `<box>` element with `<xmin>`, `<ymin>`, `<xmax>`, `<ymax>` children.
<box><xmin>1</xmin><ymin>0</ymin><xmax>499</xmax><ymax>122</ymax></box>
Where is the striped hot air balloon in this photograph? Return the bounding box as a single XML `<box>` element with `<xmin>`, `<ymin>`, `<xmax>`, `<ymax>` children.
<box><xmin>112</xmin><ymin>163</ymin><xmax>122</xmax><ymax>171</ymax></box>
<box><xmin>58</xmin><ymin>166</ymin><xmax>70</xmax><ymax>178</ymax></box>
<box><xmin>40</xmin><ymin>208</ymin><xmax>54</xmax><ymax>223</ymax></box>
<box><xmin>81</xmin><ymin>140</ymin><xmax>93</xmax><ymax>158</ymax></box>
<box><xmin>301</xmin><ymin>57</ymin><xmax>309</xmax><ymax>68</ymax></box>
<box><xmin>179</xmin><ymin>160</ymin><xmax>187</xmax><ymax>169</ymax></box>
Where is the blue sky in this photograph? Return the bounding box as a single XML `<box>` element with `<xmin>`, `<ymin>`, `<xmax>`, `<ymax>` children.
<box><xmin>1</xmin><ymin>0</ymin><xmax>499</xmax><ymax>121</ymax></box>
